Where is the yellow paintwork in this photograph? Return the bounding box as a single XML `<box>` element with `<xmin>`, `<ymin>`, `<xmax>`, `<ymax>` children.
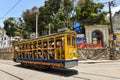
<box><xmin>14</xmin><ymin>30</ymin><xmax>78</xmax><ymax>61</ymax></box>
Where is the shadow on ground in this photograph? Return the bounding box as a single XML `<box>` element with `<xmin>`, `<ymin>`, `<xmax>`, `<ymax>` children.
<box><xmin>14</xmin><ymin>64</ymin><xmax>78</xmax><ymax>77</ymax></box>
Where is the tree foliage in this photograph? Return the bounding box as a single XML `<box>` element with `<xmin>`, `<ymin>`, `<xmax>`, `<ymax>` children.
<box><xmin>4</xmin><ymin>17</ymin><xmax>18</xmax><ymax>37</ymax></box>
<box><xmin>74</xmin><ymin>0</ymin><xmax>107</xmax><ymax>25</ymax></box>
<box><xmin>22</xmin><ymin>7</ymin><xmax>37</xmax><ymax>33</ymax></box>
<box><xmin>3</xmin><ymin>0</ymin><xmax>108</xmax><ymax>38</ymax></box>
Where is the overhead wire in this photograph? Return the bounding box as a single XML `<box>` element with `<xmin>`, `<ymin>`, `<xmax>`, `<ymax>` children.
<box><xmin>0</xmin><ymin>0</ymin><xmax>21</xmax><ymax>19</ymax></box>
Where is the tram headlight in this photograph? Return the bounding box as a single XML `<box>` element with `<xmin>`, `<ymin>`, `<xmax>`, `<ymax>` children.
<box><xmin>73</xmin><ymin>50</ymin><xmax>76</xmax><ymax>54</ymax></box>
<box><xmin>69</xmin><ymin>50</ymin><xmax>72</xmax><ymax>55</ymax></box>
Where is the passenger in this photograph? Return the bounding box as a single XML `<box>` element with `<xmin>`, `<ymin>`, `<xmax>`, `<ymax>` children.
<box><xmin>20</xmin><ymin>45</ymin><xmax>22</xmax><ymax>50</ymax></box>
<box><xmin>15</xmin><ymin>46</ymin><xmax>19</xmax><ymax>51</ymax></box>
<box><xmin>50</xmin><ymin>42</ymin><xmax>54</xmax><ymax>59</ymax></box>
<box><xmin>34</xmin><ymin>51</ymin><xmax>37</xmax><ymax>58</ymax></box>
<box><xmin>51</xmin><ymin>42</ymin><xmax>54</xmax><ymax>48</ymax></box>
<box><xmin>44</xmin><ymin>43</ymin><xmax>47</xmax><ymax>48</ymax></box>
<box><xmin>38</xmin><ymin>50</ymin><xmax>42</xmax><ymax>59</ymax></box>
<box><xmin>49</xmin><ymin>51</ymin><xmax>54</xmax><ymax>59</ymax></box>
<box><xmin>43</xmin><ymin>51</ymin><xmax>48</xmax><ymax>60</ymax></box>
<box><xmin>34</xmin><ymin>43</ymin><xmax>37</xmax><ymax>49</ymax></box>
<box><xmin>30</xmin><ymin>44</ymin><xmax>32</xmax><ymax>49</ymax></box>
<box><xmin>38</xmin><ymin>43</ymin><xmax>42</xmax><ymax>49</ymax></box>
<box><xmin>57</xmin><ymin>41</ymin><xmax>62</xmax><ymax>48</ymax></box>
<box><xmin>43</xmin><ymin>43</ymin><xmax>48</xmax><ymax>59</ymax></box>
<box><xmin>29</xmin><ymin>51</ymin><xmax>32</xmax><ymax>58</ymax></box>
<box><xmin>57</xmin><ymin>41</ymin><xmax>60</xmax><ymax>48</ymax></box>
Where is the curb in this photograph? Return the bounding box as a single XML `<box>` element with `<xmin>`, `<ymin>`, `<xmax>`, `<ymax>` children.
<box><xmin>78</xmin><ymin>60</ymin><xmax>120</xmax><ymax>64</ymax></box>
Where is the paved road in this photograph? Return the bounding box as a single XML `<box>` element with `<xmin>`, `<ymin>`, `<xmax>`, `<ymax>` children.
<box><xmin>0</xmin><ymin>60</ymin><xmax>120</xmax><ymax>80</ymax></box>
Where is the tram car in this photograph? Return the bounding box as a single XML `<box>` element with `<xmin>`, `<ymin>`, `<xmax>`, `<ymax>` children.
<box><xmin>13</xmin><ymin>28</ymin><xmax>78</xmax><ymax>68</ymax></box>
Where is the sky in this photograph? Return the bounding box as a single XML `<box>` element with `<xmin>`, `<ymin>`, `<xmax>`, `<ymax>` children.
<box><xmin>0</xmin><ymin>0</ymin><xmax>120</xmax><ymax>27</ymax></box>
<box><xmin>0</xmin><ymin>0</ymin><xmax>45</xmax><ymax>27</ymax></box>
<box><xmin>98</xmin><ymin>0</ymin><xmax>120</xmax><ymax>15</ymax></box>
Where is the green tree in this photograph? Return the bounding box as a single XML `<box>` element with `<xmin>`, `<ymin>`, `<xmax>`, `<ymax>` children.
<box><xmin>73</xmin><ymin>0</ymin><xmax>107</xmax><ymax>25</ymax></box>
<box><xmin>45</xmin><ymin>0</ymin><xmax>74</xmax><ymax>32</ymax></box>
<box><xmin>22</xmin><ymin>6</ymin><xmax>37</xmax><ymax>33</ymax></box>
<box><xmin>4</xmin><ymin>17</ymin><xmax>19</xmax><ymax>37</ymax></box>
<box><xmin>3</xmin><ymin>17</ymin><xmax>27</xmax><ymax>38</ymax></box>
<box><xmin>22</xmin><ymin>0</ymin><xmax>73</xmax><ymax>35</ymax></box>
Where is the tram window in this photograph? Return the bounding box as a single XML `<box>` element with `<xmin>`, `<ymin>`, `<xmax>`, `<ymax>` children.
<box><xmin>27</xmin><ymin>43</ymin><xmax>30</xmax><ymax>49</ymax></box>
<box><xmin>26</xmin><ymin>44</ymin><xmax>28</xmax><ymax>49</ymax></box>
<box><xmin>20</xmin><ymin>44</ymin><xmax>22</xmax><ymax>50</ymax></box>
<box><xmin>38</xmin><ymin>40</ymin><xmax>42</xmax><ymax>48</ymax></box>
<box><xmin>56</xmin><ymin>36</ymin><xmax>64</xmax><ymax>48</ymax></box>
<box><xmin>30</xmin><ymin>43</ymin><xmax>33</xmax><ymax>49</ymax></box>
<box><xmin>72</xmin><ymin>36</ymin><xmax>75</xmax><ymax>47</ymax></box>
<box><xmin>56</xmin><ymin>37</ymin><xmax>61</xmax><ymax>47</ymax></box>
<box><xmin>67</xmin><ymin>35</ymin><xmax>71</xmax><ymax>45</ymax></box>
<box><xmin>22</xmin><ymin>44</ymin><xmax>24</xmax><ymax>49</ymax></box>
<box><xmin>43</xmin><ymin>40</ymin><xmax>48</xmax><ymax>48</ymax></box>
<box><xmin>24</xmin><ymin>43</ymin><xmax>26</xmax><ymax>50</ymax></box>
<box><xmin>33</xmin><ymin>41</ymin><xmax>37</xmax><ymax>49</ymax></box>
<box><xmin>49</xmin><ymin>38</ymin><xmax>54</xmax><ymax>48</ymax></box>
<box><xmin>15</xmin><ymin>45</ymin><xmax>19</xmax><ymax>51</ymax></box>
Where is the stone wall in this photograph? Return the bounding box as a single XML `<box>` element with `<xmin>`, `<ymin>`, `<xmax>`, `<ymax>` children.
<box><xmin>78</xmin><ymin>48</ymin><xmax>120</xmax><ymax>60</ymax></box>
<box><xmin>0</xmin><ymin>52</ymin><xmax>13</xmax><ymax>60</ymax></box>
<box><xmin>0</xmin><ymin>48</ymin><xmax>13</xmax><ymax>60</ymax></box>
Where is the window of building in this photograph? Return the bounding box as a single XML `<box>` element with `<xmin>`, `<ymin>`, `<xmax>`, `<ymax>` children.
<box><xmin>4</xmin><ymin>37</ymin><xmax>6</xmax><ymax>40</ymax></box>
<box><xmin>2</xmin><ymin>37</ymin><xmax>3</xmax><ymax>40</ymax></box>
<box><xmin>4</xmin><ymin>42</ymin><xmax>6</xmax><ymax>46</ymax></box>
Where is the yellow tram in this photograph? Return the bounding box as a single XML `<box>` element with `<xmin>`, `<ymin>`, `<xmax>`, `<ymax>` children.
<box><xmin>13</xmin><ymin>29</ymin><xmax>78</xmax><ymax>68</ymax></box>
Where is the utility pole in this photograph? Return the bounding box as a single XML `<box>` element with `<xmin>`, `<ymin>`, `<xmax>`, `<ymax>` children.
<box><xmin>65</xmin><ymin>0</ymin><xmax>69</xmax><ymax>28</ymax></box>
<box><xmin>108</xmin><ymin>1</ymin><xmax>115</xmax><ymax>47</ymax></box>
<box><xmin>35</xmin><ymin>8</ymin><xmax>39</xmax><ymax>38</ymax></box>
<box><xmin>36</xmin><ymin>14</ymin><xmax>38</xmax><ymax>38</ymax></box>
<box><xmin>107</xmin><ymin>0</ymin><xmax>116</xmax><ymax>60</ymax></box>
<box><xmin>49</xmin><ymin>24</ymin><xmax>51</xmax><ymax>35</ymax></box>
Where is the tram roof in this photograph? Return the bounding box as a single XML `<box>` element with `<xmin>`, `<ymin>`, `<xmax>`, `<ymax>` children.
<box><xmin>16</xmin><ymin>30</ymin><xmax>76</xmax><ymax>43</ymax></box>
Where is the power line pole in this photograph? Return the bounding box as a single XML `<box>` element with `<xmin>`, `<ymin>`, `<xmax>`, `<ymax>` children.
<box><xmin>65</xmin><ymin>0</ymin><xmax>69</xmax><ymax>28</ymax></box>
<box><xmin>36</xmin><ymin>14</ymin><xmax>38</xmax><ymax>38</ymax></box>
<box><xmin>49</xmin><ymin>24</ymin><xmax>51</xmax><ymax>35</ymax></box>
<box><xmin>107</xmin><ymin>0</ymin><xmax>116</xmax><ymax>60</ymax></box>
<box><xmin>108</xmin><ymin>1</ymin><xmax>115</xmax><ymax>47</ymax></box>
<box><xmin>35</xmin><ymin>8</ymin><xmax>39</xmax><ymax>38</ymax></box>
<box><xmin>109</xmin><ymin>1</ymin><xmax>113</xmax><ymax>34</ymax></box>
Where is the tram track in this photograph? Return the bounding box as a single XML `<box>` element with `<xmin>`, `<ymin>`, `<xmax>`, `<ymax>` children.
<box><xmin>0</xmin><ymin>61</ymin><xmax>23</xmax><ymax>80</ymax></box>
<box><xmin>0</xmin><ymin>60</ymin><xmax>120</xmax><ymax>80</ymax></box>
<box><xmin>0</xmin><ymin>69</ymin><xmax>24</xmax><ymax>80</ymax></box>
<box><xmin>72</xmin><ymin>76</ymin><xmax>91</xmax><ymax>80</ymax></box>
<box><xmin>77</xmin><ymin>71</ymin><xmax>120</xmax><ymax>80</ymax></box>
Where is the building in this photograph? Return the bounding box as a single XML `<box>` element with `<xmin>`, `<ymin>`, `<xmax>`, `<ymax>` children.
<box><xmin>0</xmin><ymin>28</ymin><xmax>21</xmax><ymax>49</ymax></box>
<box><xmin>113</xmin><ymin>11</ymin><xmax>120</xmax><ymax>47</ymax></box>
<box><xmin>85</xmin><ymin>25</ymin><xmax>109</xmax><ymax>48</ymax></box>
<box><xmin>113</xmin><ymin>11</ymin><xmax>120</xmax><ymax>30</ymax></box>
<box><xmin>0</xmin><ymin>28</ymin><xmax>10</xmax><ymax>48</ymax></box>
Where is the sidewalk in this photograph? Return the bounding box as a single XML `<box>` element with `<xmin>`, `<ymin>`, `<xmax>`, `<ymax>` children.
<box><xmin>78</xmin><ymin>60</ymin><xmax>120</xmax><ymax>64</ymax></box>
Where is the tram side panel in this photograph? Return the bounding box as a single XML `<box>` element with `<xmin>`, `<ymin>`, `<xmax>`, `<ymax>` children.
<box><xmin>14</xmin><ymin>33</ymin><xmax>78</xmax><ymax>68</ymax></box>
